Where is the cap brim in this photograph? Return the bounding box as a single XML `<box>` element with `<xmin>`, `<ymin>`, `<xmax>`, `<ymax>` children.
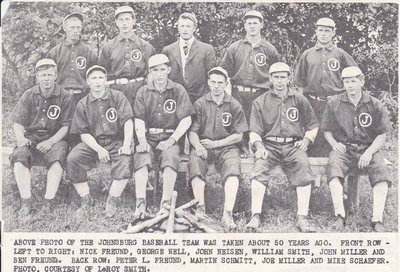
<box><xmin>64</xmin><ymin>12</ymin><xmax>84</xmax><ymax>22</ymax></box>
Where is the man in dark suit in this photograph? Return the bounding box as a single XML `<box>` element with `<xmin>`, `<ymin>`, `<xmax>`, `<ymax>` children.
<box><xmin>162</xmin><ymin>12</ymin><xmax>217</xmax><ymax>103</ymax></box>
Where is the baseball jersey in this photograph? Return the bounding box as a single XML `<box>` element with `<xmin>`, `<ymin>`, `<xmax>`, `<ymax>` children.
<box><xmin>294</xmin><ymin>43</ymin><xmax>358</xmax><ymax>96</ymax></box>
<box><xmin>134</xmin><ymin>79</ymin><xmax>195</xmax><ymax>142</ymax></box>
<box><xmin>11</xmin><ymin>84</ymin><xmax>74</xmax><ymax>142</ymax></box>
<box><xmin>98</xmin><ymin>32</ymin><xmax>155</xmax><ymax>81</ymax></box>
<box><xmin>220</xmin><ymin>37</ymin><xmax>280</xmax><ymax>89</ymax></box>
<box><xmin>191</xmin><ymin>93</ymin><xmax>248</xmax><ymax>140</ymax></box>
<box><xmin>250</xmin><ymin>89</ymin><xmax>319</xmax><ymax>139</ymax></box>
<box><xmin>320</xmin><ymin>92</ymin><xmax>391</xmax><ymax>144</ymax></box>
<box><xmin>47</xmin><ymin>40</ymin><xmax>97</xmax><ymax>90</ymax></box>
<box><xmin>70</xmin><ymin>88</ymin><xmax>133</xmax><ymax>140</ymax></box>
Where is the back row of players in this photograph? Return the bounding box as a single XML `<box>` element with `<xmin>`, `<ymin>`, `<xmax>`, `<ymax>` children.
<box><xmin>10</xmin><ymin>7</ymin><xmax>391</xmax><ymax>232</ymax></box>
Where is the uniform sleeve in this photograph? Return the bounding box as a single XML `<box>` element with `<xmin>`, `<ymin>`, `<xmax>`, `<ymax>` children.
<box><xmin>144</xmin><ymin>43</ymin><xmax>156</xmax><ymax>70</ymax></box>
<box><xmin>220</xmin><ymin>44</ymin><xmax>236</xmax><ymax>78</ymax></box>
<box><xmin>133</xmin><ymin>87</ymin><xmax>146</xmax><ymax>121</ymax></box>
<box><xmin>374</xmin><ymin>101</ymin><xmax>392</xmax><ymax>135</ymax></box>
<box><xmin>205</xmin><ymin>45</ymin><xmax>217</xmax><ymax>73</ymax></box>
<box><xmin>11</xmin><ymin>91</ymin><xmax>31</xmax><ymax>126</ymax></box>
<box><xmin>294</xmin><ymin>51</ymin><xmax>308</xmax><ymax>88</ymax></box>
<box><xmin>116</xmin><ymin>92</ymin><xmax>134</xmax><ymax>127</ymax></box>
<box><xmin>268</xmin><ymin>44</ymin><xmax>281</xmax><ymax>64</ymax></box>
<box><xmin>299</xmin><ymin>95</ymin><xmax>319</xmax><ymax>131</ymax></box>
<box><xmin>249</xmin><ymin>100</ymin><xmax>264</xmax><ymax>136</ymax></box>
<box><xmin>340</xmin><ymin>50</ymin><xmax>358</xmax><ymax>68</ymax></box>
<box><xmin>46</xmin><ymin>46</ymin><xmax>56</xmax><ymax>62</ymax></box>
<box><xmin>88</xmin><ymin>47</ymin><xmax>98</xmax><ymax>68</ymax></box>
<box><xmin>176</xmin><ymin>85</ymin><xmax>195</xmax><ymax>120</ymax></box>
<box><xmin>190</xmin><ymin>100</ymin><xmax>202</xmax><ymax>134</ymax></box>
<box><xmin>320</xmin><ymin>99</ymin><xmax>334</xmax><ymax>132</ymax></box>
<box><xmin>98</xmin><ymin>44</ymin><xmax>111</xmax><ymax>75</ymax></box>
<box><xmin>59</xmin><ymin>93</ymin><xmax>75</xmax><ymax>127</ymax></box>
<box><xmin>231</xmin><ymin>101</ymin><xmax>248</xmax><ymax>134</ymax></box>
<box><xmin>70</xmin><ymin>101</ymin><xmax>90</xmax><ymax>134</ymax></box>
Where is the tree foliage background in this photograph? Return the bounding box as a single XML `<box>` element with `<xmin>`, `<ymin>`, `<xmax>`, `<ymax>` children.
<box><xmin>2</xmin><ymin>1</ymin><xmax>398</xmax><ymax>130</ymax></box>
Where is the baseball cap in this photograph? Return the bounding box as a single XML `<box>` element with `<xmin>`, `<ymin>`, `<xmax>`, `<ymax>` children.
<box><xmin>35</xmin><ymin>59</ymin><xmax>57</xmax><ymax>70</ymax></box>
<box><xmin>316</xmin><ymin>17</ymin><xmax>336</xmax><ymax>28</ymax></box>
<box><xmin>269</xmin><ymin>62</ymin><xmax>291</xmax><ymax>75</ymax></box>
<box><xmin>115</xmin><ymin>6</ymin><xmax>135</xmax><ymax>19</ymax></box>
<box><xmin>208</xmin><ymin>67</ymin><xmax>229</xmax><ymax>80</ymax></box>
<box><xmin>86</xmin><ymin>65</ymin><xmax>107</xmax><ymax>78</ymax></box>
<box><xmin>63</xmin><ymin>12</ymin><xmax>84</xmax><ymax>24</ymax></box>
<box><xmin>242</xmin><ymin>10</ymin><xmax>263</xmax><ymax>22</ymax></box>
<box><xmin>341</xmin><ymin>66</ymin><xmax>363</xmax><ymax>78</ymax></box>
<box><xmin>148</xmin><ymin>54</ymin><xmax>170</xmax><ymax>69</ymax></box>
<box><xmin>179</xmin><ymin>12</ymin><xmax>198</xmax><ymax>26</ymax></box>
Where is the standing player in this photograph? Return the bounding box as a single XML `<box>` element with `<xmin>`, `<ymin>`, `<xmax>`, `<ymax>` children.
<box><xmin>321</xmin><ymin>67</ymin><xmax>391</xmax><ymax>232</ymax></box>
<box><xmin>98</xmin><ymin>6</ymin><xmax>155</xmax><ymax>107</ymax></box>
<box><xmin>9</xmin><ymin>59</ymin><xmax>74</xmax><ymax>219</ymax></box>
<box><xmin>189</xmin><ymin>67</ymin><xmax>248</xmax><ymax>231</ymax></box>
<box><xmin>162</xmin><ymin>12</ymin><xmax>217</xmax><ymax>103</ymax></box>
<box><xmin>220</xmin><ymin>10</ymin><xmax>280</xmax><ymax>155</ymax></box>
<box><xmin>66</xmin><ymin>65</ymin><xmax>134</xmax><ymax>218</ymax></box>
<box><xmin>133</xmin><ymin>54</ymin><xmax>194</xmax><ymax>217</ymax></box>
<box><xmin>245</xmin><ymin>62</ymin><xmax>318</xmax><ymax>232</ymax></box>
<box><xmin>47</xmin><ymin>12</ymin><xmax>97</xmax><ymax>106</ymax></box>
<box><xmin>294</xmin><ymin>17</ymin><xmax>358</xmax><ymax>156</ymax></box>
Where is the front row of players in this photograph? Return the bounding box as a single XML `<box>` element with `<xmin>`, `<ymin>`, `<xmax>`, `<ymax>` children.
<box><xmin>10</xmin><ymin>56</ymin><xmax>391</xmax><ymax>232</ymax></box>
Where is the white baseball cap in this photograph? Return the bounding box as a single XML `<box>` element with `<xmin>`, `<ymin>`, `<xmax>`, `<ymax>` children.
<box><xmin>86</xmin><ymin>65</ymin><xmax>107</xmax><ymax>78</ymax></box>
<box><xmin>35</xmin><ymin>59</ymin><xmax>57</xmax><ymax>70</ymax></box>
<box><xmin>341</xmin><ymin>66</ymin><xmax>363</xmax><ymax>78</ymax></box>
<box><xmin>242</xmin><ymin>10</ymin><xmax>263</xmax><ymax>22</ymax></box>
<box><xmin>269</xmin><ymin>62</ymin><xmax>291</xmax><ymax>75</ymax></box>
<box><xmin>316</xmin><ymin>17</ymin><xmax>336</xmax><ymax>28</ymax></box>
<box><xmin>208</xmin><ymin>67</ymin><xmax>229</xmax><ymax>80</ymax></box>
<box><xmin>148</xmin><ymin>54</ymin><xmax>170</xmax><ymax>69</ymax></box>
<box><xmin>115</xmin><ymin>6</ymin><xmax>135</xmax><ymax>19</ymax></box>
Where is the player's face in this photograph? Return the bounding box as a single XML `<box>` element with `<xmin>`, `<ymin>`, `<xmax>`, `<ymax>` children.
<box><xmin>36</xmin><ymin>67</ymin><xmax>57</xmax><ymax>94</ymax></box>
<box><xmin>63</xmin><ymin>18</ymin><xmax>82</xmax><ymax>42</ymax></box>
<box><xmin>178</xmin><ymin>18</ymin><xmax>196</xmax><ymax>40</ymax></box>
<box><xmin>316</xmin><ymin>26</ymin><xmax>335</xmax><ymax>45</ymax></box>
<box><xmin>270</xmin><ymin>72</ymin><xmax>290</xmax><ymax>92</ymax></box>
<box><xmin>208</xmin><ymin>74</ymin><xmax>227</xmax><ymax>97</ymax></box>
<box><xmin>87</xmin><ymin>71</ymin><xmax>107</xmax><ymax>94</ymax></box>
<box><xmin>150</xmin><ymin>64</ymin><xmax>171</xmax><ymax>85</ymax></box>
<box><xmin>116</xmin><ymin>13</ymin><xmax>135</xmax><ymax>34</ymax></box>
<box><xmin>343</xmin><ymin>77</ymin><xmax>364</xmax><ymax>97</ymax></box>
<box><xmin>244</xmin><ymin>17</ymin><xmax>263</xmax><ymax>37</ymax></box>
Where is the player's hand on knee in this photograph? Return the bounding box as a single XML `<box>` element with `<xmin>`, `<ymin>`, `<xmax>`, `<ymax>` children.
<box><xmin>294</xmin><ymin>140</ymin><xmax>308</xmax><ymax>151</ymax></box>
<box><xmin>255</xmin><ymin>148</ymin><xmax>268</xmax><ymax>160</ymax></box>
<box><xmin>17</xmin><ymin>137</ymin><xmax>31</xmax><ymax>148</ymax></box>
<box><xmin>156</xmin><ymin>138</ymin><xmax>175</xmax><ymax>151</ymax></box>
<box><xmin>137</xmin><ymin>141</ymin><xmax>150</xmax><ymax>153</ymax></box>
<box><xmin>195</xmin><ymin>145</ymin><xmax>208</xmax><ymax>159</ymax></box>
<box><xmin>200</xmin><ymin>139</ymin><xmax>219</xmax><ymax>149</ymax></box>
<box><xmin>333</xmin><ymin>142</ymin><xmax>346</xmax><ymax>153</ymax></box>
<box><xmin>118</xmin><ymin>144</ymin><xmax>132</xmax><ymax>155</ymax></box>
<box><xmin>358</xmin><ymin>151</ymin><xmax>372</xmax><ymax>169</ymax></box>
<box><xmin>98</xmin><ymin>147</ymin><xmax>110</xmax><ymax>163</ymax></box>
<box><xmin>36</xmin><ymin>139</ymin><xmax>53</xmax><ymax>153</ymax></box>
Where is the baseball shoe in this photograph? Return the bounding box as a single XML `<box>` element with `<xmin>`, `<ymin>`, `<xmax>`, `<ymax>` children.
<box><xmin>105</xmin><ymin>195</ymin><xmax>121</xmax><ymax>218</ymax></box>
<box><xmin>157</xmin><ymin>199</ymin><xmax>171</xmax><ymax>215</ymax></box>
<box><xmin>332</xmin><ymin>215</ymin><xmax>345</xmax><ymax>231</ymax></box>
<box><xmin>245</xmin><ymin>213</ymin><xmax>261</xmax><ymax>232</ymax></box>
<box><xmin>77</xmin><ymin>194</ymin><xmax>93</xmax><ymax>215</ymax></box>
<box><xmin>18</xmin><ymin>197</ymin><xmax>33</xmax><ymax>219</ymax></box>
<box><xmin>372</xmin><ymin>221</ymin><xmax>385</xmax><ymax>232</ymax></box>
<box><xmin>297</xmin><ymin>215</ymin><xmax>316</xmax><ymax>233</ymax></box>
<box><xmin>41</xmin><ymin>198</ymin><xmax>55</xmax><ymax>214</ymax></box>
<box><xmin>222</xmin><ymin>210</ymin><xmax>237</xmax><ymax>231</ymax></box>
<box><xmin>133</xmin><ymin>198</ymin><xmax>148</xmax><ymax>219</ymax></box>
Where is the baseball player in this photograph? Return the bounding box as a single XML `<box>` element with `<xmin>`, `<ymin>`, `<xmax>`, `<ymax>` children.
<box><xmin>9</xmin><ymin>59</ymin><xmax>74</xmax><ymax>219</ymax></box>
<box><xmin>189</xmin><ymin>67</ymin><xmax>248</xmax><ymax>231</ymax></box>
<box><xmin>98</xmin><ymin>6</ymin><xmax>155</xmax><ymax>107</ymax></box>
<box><xmin>220</xmin><ymin>10</ymin><xmax>280</xmax><ymax>155</ymax></box>
<box><xmin>133</xmin><ymin>54</ymin><xmax>194</xmax><ymax>217</ymax></box>
<box><xmin>47</xmin><ymin>12</ymin><xmax>97</xmax><ymax>106</ymax></box>
<box><xmin>162</xmin><ymin>12</ymin><xmax>217</xmax><ymax>103</ymax></box>
<box><xmin>245</xmin><ymin>62</ymin><xmax>319</xmax><ymax>232</ymax></box>
<box><xmin>321</xmin><ymin>67</ymin><xmax>391</xmax><ymax>232</ymax></box>
<box><xmin>66</xmin><ymin>65</ymin><xmax>134</xmax><ymax>218</ymax></box>
<box><xmin>294</xmin><ymin>17</ymin><xmax>358</xmax><ymax>156</ymax></box>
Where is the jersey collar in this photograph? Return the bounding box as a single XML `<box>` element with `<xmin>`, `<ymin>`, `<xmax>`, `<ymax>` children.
<box><xmin>205</xmin><ymin>92</ymin><xmax>232</xmax><ymax>104</ymax></box>
<box><xmin>117</xmin><ymin>31</ymin><xmax>137</xmax><ymax>41</ymax></box>
<box><xmin>34</xmin><ymin>84</ymin><xmax>62</xmax><ymax>97</ymax></box>
<box><xmin>340</xmin><ymin>91</ymin><xmax>371</xmax><ymax>105</ymax></box>
<box><xmin>243</xmin><ymin>36</ymin><xmax>268</xmax><ymax>48</ymax></box>
<box><xmin>315</xmin><ymin>42</ymin><xmax>335</xmax><ymax>51</ymax></box>
<box><xmin>88</xmin><ymin>87</ymin><xmax>110</xmax><ymax>101</ymax></box>
<box><xmin>147</xmin><ymin>79</ymin><xmax>174</xmax><ymax>93</ymax></box>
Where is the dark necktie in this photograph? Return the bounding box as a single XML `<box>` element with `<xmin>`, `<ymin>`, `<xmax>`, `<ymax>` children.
<box><xmin>183</xmin><ymin>41</ymin><xmax>189</xmax><ymax>56</ymax></box>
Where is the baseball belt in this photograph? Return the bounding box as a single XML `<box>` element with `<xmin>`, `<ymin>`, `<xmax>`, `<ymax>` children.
<box><xmin>265</xmin><ymin>136</ymin><xmax>297</xmax><ymax>143</ymax></box>
<box><xmin>306</xmin><ymin>94</ymin><xmax>333</xmax><ymax>102</ymax></box>
<box><xmin>146</xmin><ymin>128</ymin><xmax>175</xmax><ymax>134</ymax></box>
<box><xmin>236</xmin><ymin>85</ymin><xmax>260</xmax><ymax>93</ymax></box>
<box><xmin>106</xmin><ymin>77</ymin><xmax>145</xmax><ymax>86</ymax></box>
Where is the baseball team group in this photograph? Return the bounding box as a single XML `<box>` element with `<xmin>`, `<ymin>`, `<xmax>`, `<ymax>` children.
<box><xmin>9</xmin><ymin>6</ymin><xmax>392</xmax><ymax>232</ymax></box>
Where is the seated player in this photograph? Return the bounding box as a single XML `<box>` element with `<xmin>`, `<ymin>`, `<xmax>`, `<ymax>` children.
<box><xmin>66</xmin><ymin>65</ymin><xmax>134</xmax><ymax>218</ymax></box>
<box><xmin>245</xmin><ymin>62</ymin><xmax>319</xmax><ymax>232</ymax></box>
<box><xmin>189</xmin><ymin>67</ymin><xmax>248</xmax><ymax>231</ymax></box>
<box><xmin>9</xmin><ymin>59</ymin><xmax>74</xmax><ymax>219</ymax></box>
<box><xmin>133</xmin><ymin>54</ymin><xmax>194</xmax><ymax>217</ymax></box>
<box><xmin>321</xmin><ymin>66</ymin><xmax>392</xmax><ymax>232</ymax></box>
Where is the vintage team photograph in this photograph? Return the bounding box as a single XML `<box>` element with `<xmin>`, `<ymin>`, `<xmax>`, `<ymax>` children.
<box><xmin>1</xmin><ymin>1</ymin><xmax>398</xmax><ymax>233</ymax></box>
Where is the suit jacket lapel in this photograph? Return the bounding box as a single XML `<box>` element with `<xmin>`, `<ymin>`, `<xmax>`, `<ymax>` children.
<box><xmin>185</xmin><ymin>39</ymin><xmax>199</xmax><ymax>65</ymax></box>
<box><xmin>171</xmin><ymin>40</ymin><xmax>182</xmax><ymax>69</ymax></box>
